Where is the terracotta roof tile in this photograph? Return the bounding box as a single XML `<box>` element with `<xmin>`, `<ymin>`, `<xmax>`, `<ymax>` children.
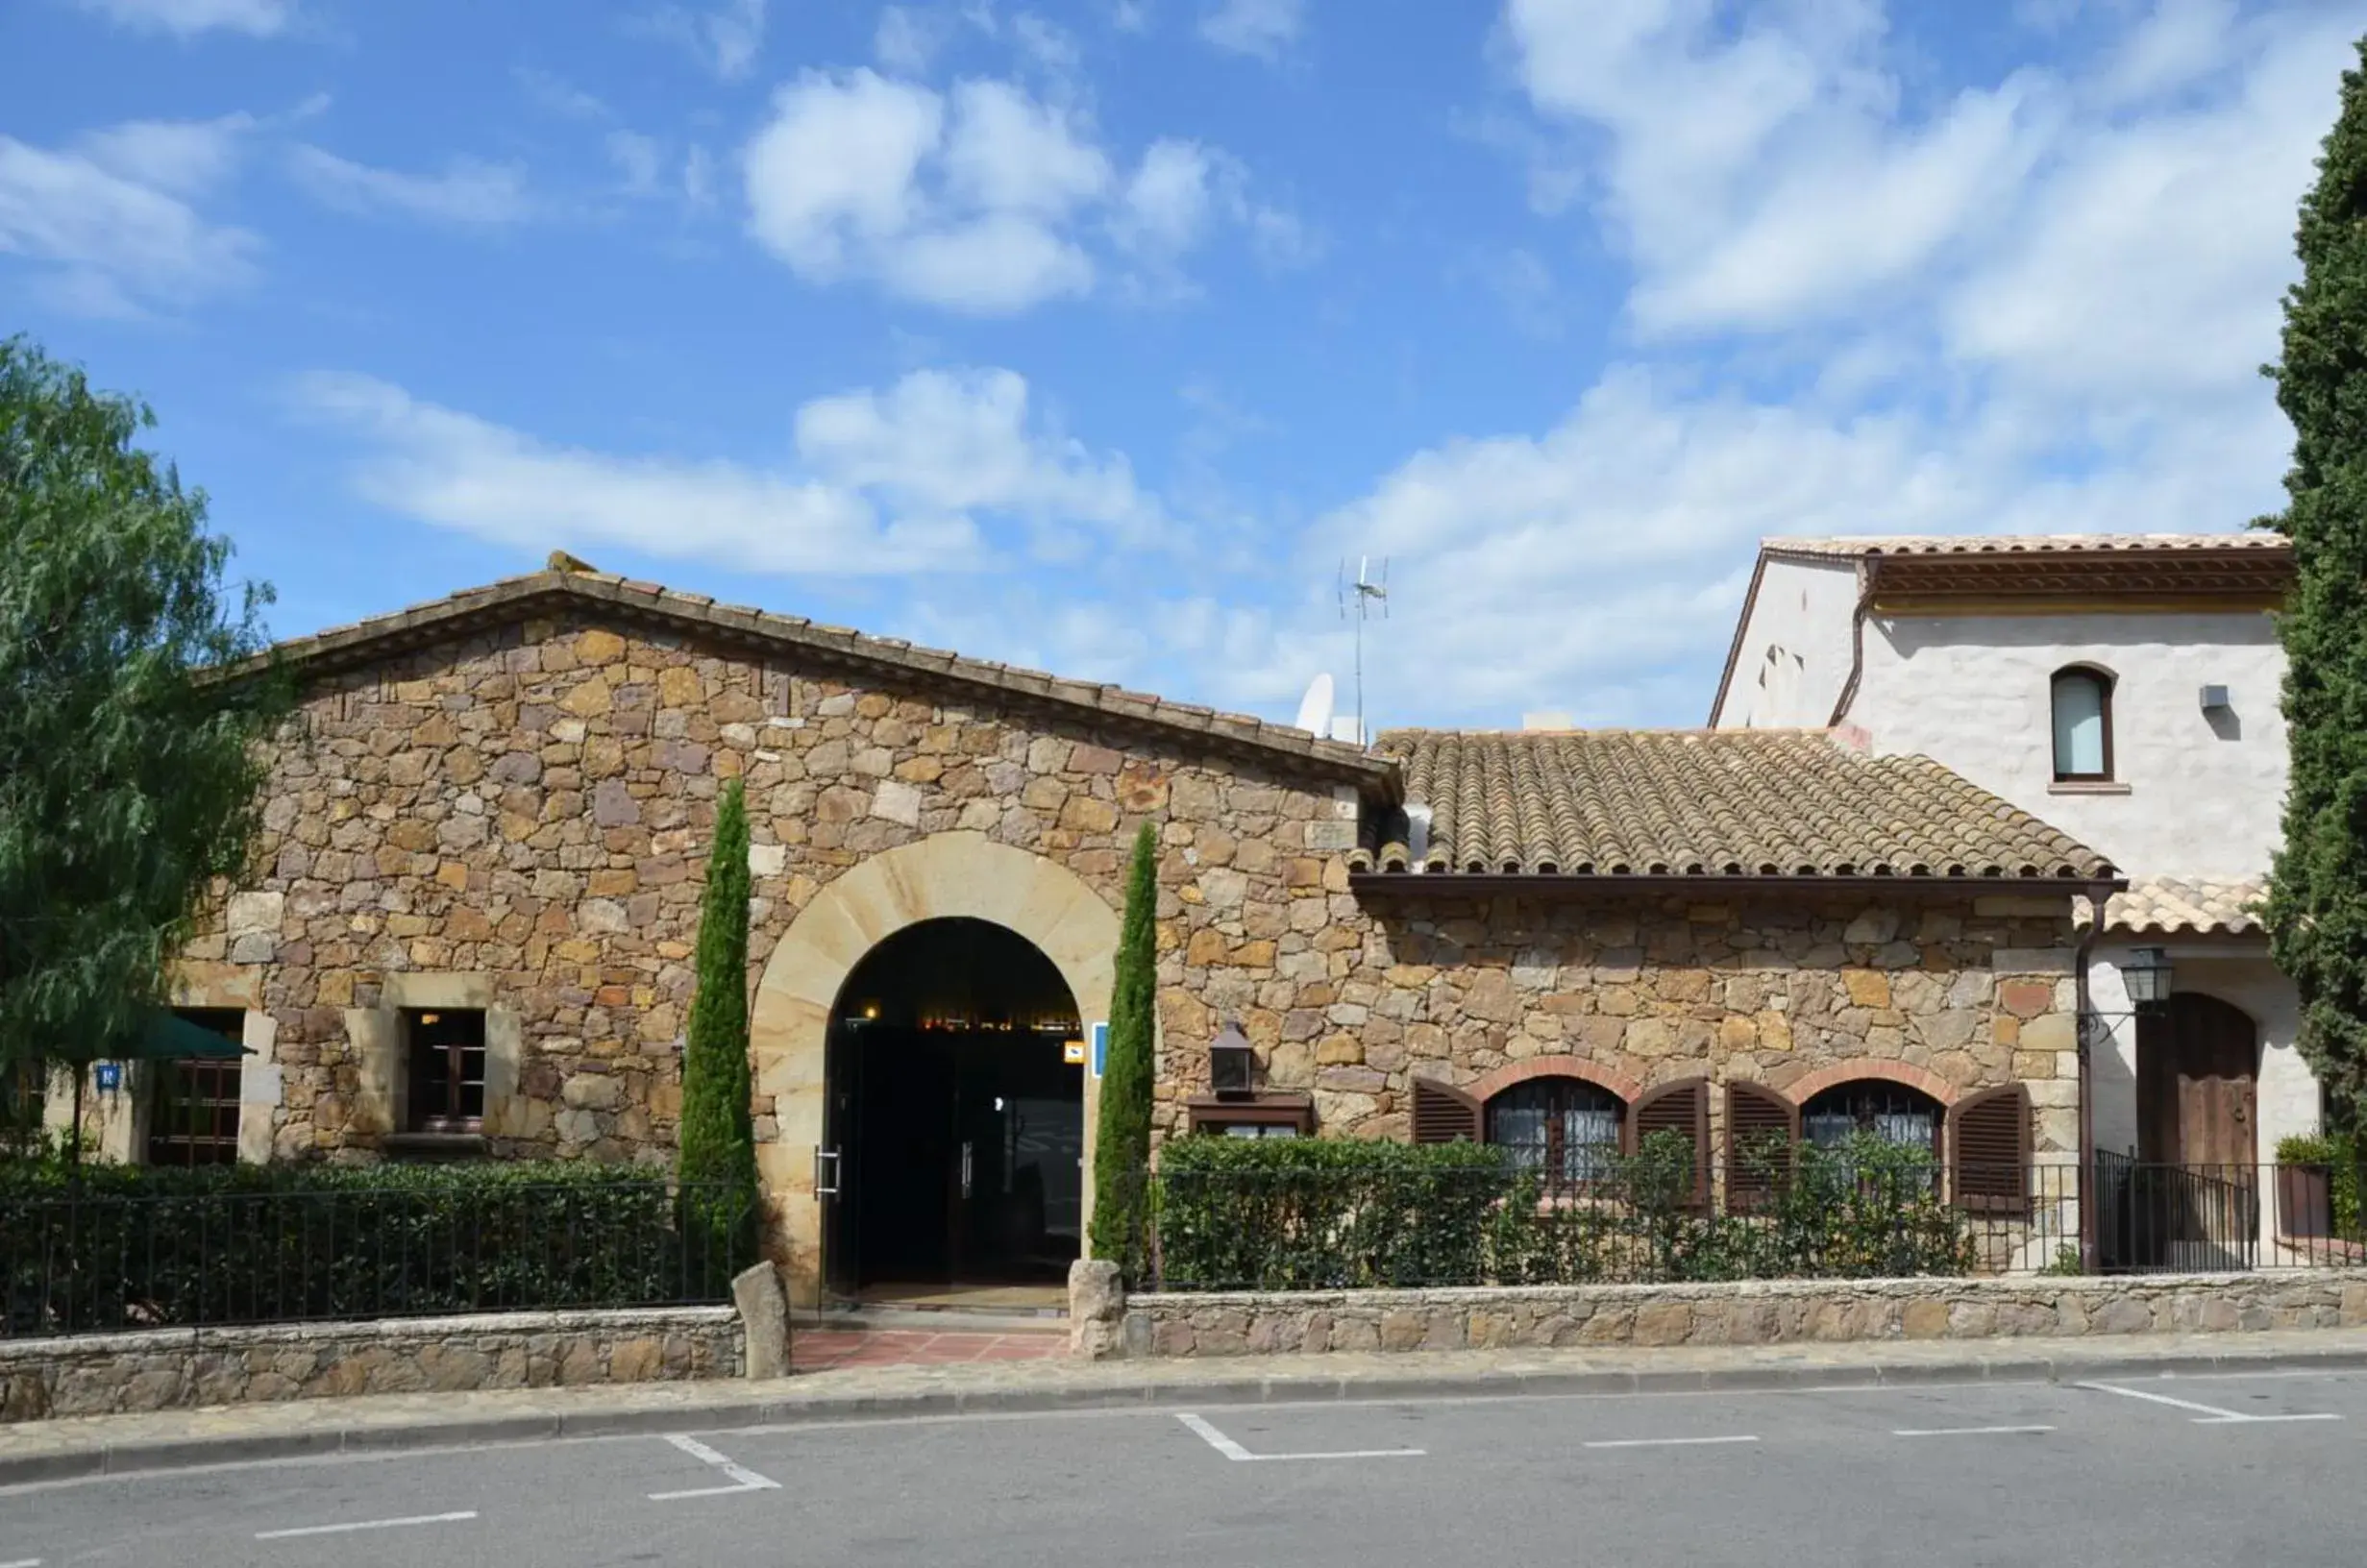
<box><xmin>2078</xmin><ymin>875</ymin><xmax>2267</xmax><ymax>936</ymax></box>
<box><xmin>256</xmin><ymin>569</ymin><xmax>1392</xmax><ymax>789</ymax></box>
<box><xmin>1358</xmin><ymin>729</ymin><xmax>2115</xmax><ymax>883</ymax></box>
<box><xmin>1765</xmin><ymin>533</ymin><xmax>2290</xmax><ymax>558</ymax></box>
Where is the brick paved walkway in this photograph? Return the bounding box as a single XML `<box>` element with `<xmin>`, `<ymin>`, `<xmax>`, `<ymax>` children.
<box><xmin>792</xmin><ymin>1327</ymin><xmax>1068</xmax><ymax>1370</ymax></box>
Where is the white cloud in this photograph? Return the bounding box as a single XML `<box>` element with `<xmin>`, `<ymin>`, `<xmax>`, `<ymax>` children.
<box><xmin>300</xmin><ymin>364</ymin><xmax>1163</xmax><ymax>575</ymax></box>
<box><xmin>1200</xmin><ymin>0</ymin><xmax>1302</xmax><ymax>61</ymax></box>
<box><xmin>606</xmin><ymin>131</ymin><xmax>664</xmax><ymax>197</ymax></box>
<box><xmin>2099</xmin><ymin>0</ymin><xmax>2241</xmax><ymax>105</ymax></box>
<box><xmin>747</xmin><ymin>67</ymin><xmax>1293</xmax><ymax>313</ymax></box>
<box><xmin>642</xmin><ymin>0</ymin><xmax>767</xmax><ymax>80</ymax></box>
<box><xmin>286</xmin><ymin>146</ymin><xmax>537</xmax><ymax>226</ymax></box>
<box><xmin>874</xmin><ymin>5</ymin><xmax>945</xmax><ymax>74</ymax></box>
<box><xmin>75</xmin><ymin>0</ymin><xmax>291</xmax><ymax>37</ymax></box>
<box><xmin>0</xmin><ymin>117</ymin><xmax>259</xmax><ymax>315</ymax></box>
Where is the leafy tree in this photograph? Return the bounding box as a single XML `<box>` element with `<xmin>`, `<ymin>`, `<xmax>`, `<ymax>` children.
<box><xmin>2264</xmin><ymin>39</ymin><xmax>2367</xmax><ymax>1128</ymax></box>
<box><xmin>0</xmin><ymin>338</ymin><xmax>283</xmax><ymax>1139</ymax></box>
<box><xmin>678</xmin><ymin>777</ymin><xmax>757</xmax><ymax>1254</ymax></box>
<box><xmin>1090</xmin><ymin>821</ymin><xmax>1158</xmax><ymax>1272</ymax></box>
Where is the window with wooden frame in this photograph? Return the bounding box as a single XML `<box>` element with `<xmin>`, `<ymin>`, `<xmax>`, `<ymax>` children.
<box><xmin>404</xmin><ymin>1008</ymin><xmax>487</xmax><ymax>1133</ymax></box>
<box><xmin>147</xmin><ymin>1008</ymin><xmax>245</xmax><ymax>1167</ymax></box>
<box><xmin>1800</xmin><ymin>1080</ymin><xmax>1942</xmax><ymax>1154</ymax></box>
<box><xmin>2050</xmin><ymin>666</ymin><xmax>2114</xmax><ymax>782</ymax></box>
<box><xmin>1486</xmin><ymin>1077</ymin><xmax>1626</xmax><ymax>1188</ymax></box>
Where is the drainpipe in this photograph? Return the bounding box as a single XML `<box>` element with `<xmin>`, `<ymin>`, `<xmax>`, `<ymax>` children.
<box><xmin>1825</xmin><ymin>558</ymin><xmax>1876</xmax><ymax>728</ymax></box>
<box><xmin>2075</xmin><ymin>880</ymin><xmax>2114</xmax><ymax>1272</ymax></box>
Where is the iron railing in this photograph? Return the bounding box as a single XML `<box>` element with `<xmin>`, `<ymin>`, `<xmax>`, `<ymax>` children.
<box><xmin>1133</xmin><ymin>1155</ymin><xmax>2367</xmax><ymax>1292</ymax></box>
<box><xmin>1</xmin><ymin>1180</ymin><xmax>757</xmax><ymax>1338</ymax></box>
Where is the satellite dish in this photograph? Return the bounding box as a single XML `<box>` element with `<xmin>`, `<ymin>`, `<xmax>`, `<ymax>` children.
<box><xmin>1294</xmin><ymin>673</ymin><xmax>1335</xmax><ymax>738</ymax></box>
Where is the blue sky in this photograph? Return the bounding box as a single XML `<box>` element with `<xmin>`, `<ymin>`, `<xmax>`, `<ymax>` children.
<box><xmin>2</xmin><ymin>0</ymin><xmax>2359</xmax><ymax>733</ymax></box>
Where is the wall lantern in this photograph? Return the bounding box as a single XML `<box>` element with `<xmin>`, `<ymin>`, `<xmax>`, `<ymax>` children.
<box><xmin>2123</xmin><ymin>946</ymin><xmax>2174</xmax><ymax>1011</ymax></box>
<box><xmin>1209</xmin><ymin>1022</ymin><xmax>1256</xmax><ymax>1100</ymax></box>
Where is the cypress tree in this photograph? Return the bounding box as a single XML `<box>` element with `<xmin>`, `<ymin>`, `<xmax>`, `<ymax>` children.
<box><xmin>2265</xmin><ymin>38</ymin><xmax>2367</xmax><ymax>1129</ymax></box>
<box><xmin>1090</xmin><ymin>821</ymin><xmax>1159</xmax><ymax>1271</ymax></box>
<box><xmin>678</xmin><ymin>778</ymin><xmax>757</xmax><ymax>1260</ymax></box>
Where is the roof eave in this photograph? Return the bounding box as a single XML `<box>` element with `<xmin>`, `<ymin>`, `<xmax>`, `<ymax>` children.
<box><xmin>1350</xmin><ymin>871</ymin><xmax>2124</xmax><ymax>899</ymax></box>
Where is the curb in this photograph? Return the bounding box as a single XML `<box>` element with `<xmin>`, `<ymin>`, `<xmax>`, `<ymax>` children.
<box><xmin>12</xmin><ymin>1339</ymin><xmax>2367</xmax><ymax>1485</ymax></box>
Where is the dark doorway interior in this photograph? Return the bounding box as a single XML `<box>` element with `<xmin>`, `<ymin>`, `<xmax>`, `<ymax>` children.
<box><xmin>2123</xmin><ymin>991</ymin><xmax>2260</xmax><ymax>1270</ymax></box>
<box><xmin>826</xmin><ymin>918</ymin><xmax>1084</xmax><ymax>1295</ymax></box>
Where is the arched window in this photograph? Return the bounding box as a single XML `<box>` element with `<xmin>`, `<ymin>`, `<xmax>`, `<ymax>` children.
<box><xmin>1800</xmin><ymin>1080</ymin><xmax>1941</xmax><ymax>1154</ymax></box>
<box><xmin>1488</xmin><ymin>1077</ymin><xmax>1625</xmax><ymax>1186</ymax></box>
<box><xmin>2050</xmin><ymin>666</ymin><xmax>2113</xmax><ymax>782</ymax></box>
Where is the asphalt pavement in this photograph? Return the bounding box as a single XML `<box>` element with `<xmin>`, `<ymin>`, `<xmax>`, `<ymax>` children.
<box><xmin>6</xmin><ymin>1366</ymin><xmax>2364</xmax><ymax>1567</ymax></box>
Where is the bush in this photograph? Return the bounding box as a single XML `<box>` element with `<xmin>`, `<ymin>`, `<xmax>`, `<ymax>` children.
<box><xmin>1147</xmin><ymin>1132</ymin><xmax>1974</xmax><ymax>1291</ymax></box>
<box><xmin>0</xmin><ymin>1161</ymin><xmax>753</xmax><ymax>1336</ymax></box>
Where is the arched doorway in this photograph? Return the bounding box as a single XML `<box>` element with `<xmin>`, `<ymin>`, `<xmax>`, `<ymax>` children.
<box><xmin>825</xmin><ymin>918</ymin><xmax>1085</xmax><ymax>1297</ymax></box>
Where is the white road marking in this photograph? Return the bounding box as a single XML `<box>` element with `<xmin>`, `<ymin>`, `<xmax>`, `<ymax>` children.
<box><xmin>1893</xmin><ymin>1425</ymin><xmax>2057</xmax><ymax>1438</ymax></box>
<box><xmin>1582</xmin><ymin>1435</ymin><xmax>1760</xmax><ymax>1450</ymax></box>
<box><xmin>1173</xmin><ymin>1412</ymin><xmax>1424</xmax><ymax>1462</ymax></box>
<box><xmin>255</xmin><ymin>1511</ymin><xmax>477</xmax><ymax>1540</ymax></box>
<box><xmin>648</xmin><ymin>1433</ymin><xmax>783</xmax><ymax>1500</ymax></box>
<box><xmin>1</xmin><ymin>1557</ymin><xmax>43</xmax><ymax>1567</ymax></box>
<box><xmin>2075</xmin><ymin>1381</ymin><xmax>2341</xmax><ymax>1425</ymax></box>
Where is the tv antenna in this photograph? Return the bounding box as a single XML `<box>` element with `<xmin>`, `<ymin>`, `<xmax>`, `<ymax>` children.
<box><xmin>1337</xmin><ymin>556</ymin><xmax>1388</xmax><ymax>746</ymax></box>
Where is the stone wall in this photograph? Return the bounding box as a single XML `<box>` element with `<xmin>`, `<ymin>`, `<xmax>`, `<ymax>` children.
<box><xmin>0</xmin><ymin>1307</ymin><xmax>741</xmax><ymax>1422</ymax></box>
<box><xmin>1097</xmin><ymin>1273</ymin><xmax>2367</xmax><ymax>1360</ymax></box>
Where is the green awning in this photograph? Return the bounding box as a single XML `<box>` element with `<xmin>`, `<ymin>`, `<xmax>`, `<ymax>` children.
<box><xmin>119</xmin><ymin>1010</ymin><xmax>250</xmax><ymax>1061</ymax></box>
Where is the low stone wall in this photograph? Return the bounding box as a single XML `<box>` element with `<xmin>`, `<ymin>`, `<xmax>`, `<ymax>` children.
<box><xmin>0</xmin><ymin>1307</ymin><xmax>742</xmax><ymax>1422</ymax></box>
<box><xmin>1092</xmin><ymin>1271</ymin><xmax>2367</xmax><ymax>1359</ymax></box>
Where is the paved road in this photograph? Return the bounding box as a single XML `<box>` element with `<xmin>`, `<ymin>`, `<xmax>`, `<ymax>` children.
<box><xmin>6</xmin><ymin>1369</ymin><xmax>2363</xmax><ymax>1567</ymax></box>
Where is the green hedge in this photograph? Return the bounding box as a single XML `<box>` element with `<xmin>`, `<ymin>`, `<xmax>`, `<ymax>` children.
<box><xmin>1150</xmin><ymin>1133</ymin><xmax>1974</xmax><ymax>1290</ymax></box>
<box><xmin>0</xmin><ymin>1161</ymin><xmax>755</xmax><ymax>1336</ymax></box>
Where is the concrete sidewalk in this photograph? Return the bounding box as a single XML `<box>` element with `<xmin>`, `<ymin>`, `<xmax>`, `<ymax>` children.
<box><xmin>9</xmin><ymin>1328</ymin><xmax>2367</xmax><ymax>1487</ymax></box>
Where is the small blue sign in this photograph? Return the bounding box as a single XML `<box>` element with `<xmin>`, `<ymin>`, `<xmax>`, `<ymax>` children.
<box><xmin>1090</xmin><ymin>1021</ymin><xmax>1108</xmax><ymax>1078</ymax></box>
<box><xmin>94</xmin><ymin>1063</ymin><xmax>122</xmax><ymax>1092</ymax></box>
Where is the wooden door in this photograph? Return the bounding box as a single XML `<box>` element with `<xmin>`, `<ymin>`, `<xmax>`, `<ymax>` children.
<box><xmin>2134</xmin><ymin>992</ymin><xmax>2259</xmax><ymax>1267</ymax></box>
<box><xmin>2136</xmin><ymin>992</ymin><xmax>2258</xmax><ymax>1166</ymax></box>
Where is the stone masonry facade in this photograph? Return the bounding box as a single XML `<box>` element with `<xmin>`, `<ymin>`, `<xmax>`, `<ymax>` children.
<box><xmin>171</xmin><ymin>609</ymin><xmax>2083</xmax><ymax>1173</ymax></box>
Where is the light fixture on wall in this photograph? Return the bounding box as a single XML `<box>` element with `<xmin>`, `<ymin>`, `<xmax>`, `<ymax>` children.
<box><xmin>2122</xmin><ymin>946</ymin><xmax>2174</xmax><ymax>1012</ymax></box>
<box><xmin>1209</xmin><ymin>1022</ymin><xmax>1255</xmax><ymax>1100</ymax></box>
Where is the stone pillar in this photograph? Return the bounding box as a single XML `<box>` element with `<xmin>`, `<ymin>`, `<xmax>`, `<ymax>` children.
<box><xmin>1069</xmin><ymin>1258</ymin><xmax>1124</xmax><ymax>1360</ymax></box>
<box><xmin>732</xmin><ymin>1262</ymin><xmax>793</xmax><ymax>1380</ymax></box>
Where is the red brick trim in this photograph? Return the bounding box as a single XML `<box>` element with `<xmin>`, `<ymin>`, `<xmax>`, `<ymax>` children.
<box><xmin>1467</xmin><ymin>1055</ymin><xmax>1644</xmax><ymax>1107</ymax></box>
<box><xmin>1783</xmin><ymin>1059</ymin><xmax>1959</xmax><ymax>1108</ymax></box>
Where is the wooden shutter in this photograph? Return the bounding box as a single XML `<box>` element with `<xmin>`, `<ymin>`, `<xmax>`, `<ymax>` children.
<box><xmin>1629</xmin><ymin>1077</ymin><xmax>1710</xmax><ymax>1211</ymax></box>
<box><xmin>1949</xmin><ymin>1084</ymin><xmax>2032</xmax><ymax>1213</ymax></box>
<box><xmin>1724</xmin><ymin>1081</ymin><xmax>1798</xmax><ymax>1213</ymax></box>
<box><xmin>1411</xmin><ymin>1077</ymin><xmax>1482</xmax><ymax>1144</ymax></box>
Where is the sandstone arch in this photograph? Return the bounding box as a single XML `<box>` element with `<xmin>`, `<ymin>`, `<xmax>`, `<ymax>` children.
<box><xmin>749</xmin><ymin>831</ymin><xmax>1120</xmax><ymax>1304</ymax></box>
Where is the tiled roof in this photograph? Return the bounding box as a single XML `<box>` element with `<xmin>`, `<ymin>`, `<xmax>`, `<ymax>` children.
<box><xmin>1765</xmin><ymin>533</ymin><xmax>2290</xmax><ymax>558</ymax></box>
<box><xmin>1355</xmin><ymin>729</ymin><xmax>2117</xmax><ymax>883</ymax></box>
<box><xmin>256</xmin><ymin>562</ymin><xmax>1394</xmax><ymax>788</ymax></box>
<box><xmin>2078</xmin><ymin>875</ymin><xmax>2268</xmax><ymax>937</ymax></box>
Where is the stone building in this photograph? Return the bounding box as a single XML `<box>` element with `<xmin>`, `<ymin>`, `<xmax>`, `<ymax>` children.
<box><xmin>73</xmin><ymin>562</ymin><xmax>2116</xmax><ymax>1305</ymax></box>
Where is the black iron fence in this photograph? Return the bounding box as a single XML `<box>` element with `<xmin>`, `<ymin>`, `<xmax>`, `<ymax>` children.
<box><xmin>1129</xmin><ymin>1139</ymin><xmax>2367</xmax><ymax>1292</ymax></box>
<box><xmin>1</xmin><ymin>1176</ymin><xmax>757</xmax><ymax>1338</ymax></box>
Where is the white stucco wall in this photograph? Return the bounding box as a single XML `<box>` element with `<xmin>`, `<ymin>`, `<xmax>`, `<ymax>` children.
<box><xmin>1843</xmin><ymin>610</ymin><xmax>2283</xmax><ymax>879</ymax></box>
<box><xmin>1711</xmin><ymin>556</ymin><xmax>1861</xmax><ymax>728</ymax></box>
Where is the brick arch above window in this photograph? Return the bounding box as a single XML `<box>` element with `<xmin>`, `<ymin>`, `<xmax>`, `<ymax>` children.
<box><xmin>1467</xmin><ymin>1055</ymin><xmax>1643</xmax><ymax>1107</ymax></box>
<box><xmin>1782</xmin><ymin>1059</ymin><xmax>1959</xmax><ymax>1109</ymax></box>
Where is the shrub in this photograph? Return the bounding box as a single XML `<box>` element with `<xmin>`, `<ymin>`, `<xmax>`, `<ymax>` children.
<box><xmin>678</xmin><ymin>778</ymin><xmax>758</xmax><ymax>1262</ymax></box>
<box><xmin>1146</xmin><ymin>1131</ymin><xmax>1975</xmax><ymax>1291</ymax></box>
<box><xmin>0</xmin><ymin>1161</ymin><xmax>751</xmax><ymax>1336</ymax></box>
<box><xmin>1090</xmin><ymin>821</ymin><xmax>1159</xmax><ymax>1275</ymax></box>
